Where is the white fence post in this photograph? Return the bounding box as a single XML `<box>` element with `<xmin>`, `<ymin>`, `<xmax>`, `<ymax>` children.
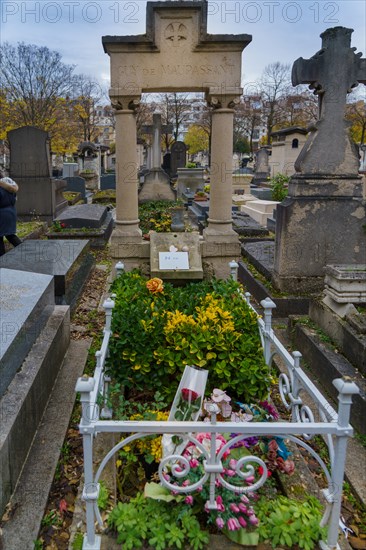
<box><xmin>229</xmin><ymin>260</ymin><xmax>239</xmax><ymax>281</ymax></box>
<box><xmin>324</xmin><ymin>378</ymin><xmax>359</xmax><ymax>549</ymax></box>
<box><xmin>260</xmin><ymin>297</ymin><xmax>276</xmax><ymax>364</ymax></box>
<box><xmin>75</xmin><ymin>376</ymin><xmax>101</xmax><ymax>550</ymax></box>
<box><xmin>115</xmin><ymin>261</ymin><xmax>124</xmax><ymax>277</ymax></box>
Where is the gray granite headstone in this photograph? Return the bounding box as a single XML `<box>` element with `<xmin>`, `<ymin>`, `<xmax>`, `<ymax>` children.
<box><xmin>8</xmin><ymin>126</ymin><xmax>51</xmax><ymax>178</ymax></box>
<box><xmin>171</xmin><ymin>141</ymin><xmax>187</xmax><ymax>178</ymax></box>
<box><xmin>7</xmin><ymin>126</ymin><xmax>67</xmax><ymax>220</ymax></box>
<box><xmin>100</xmin><ymin>174</ymin><xmax>116</xmax><ymax>190</ymax></box>
<box><xmin>0</xmin><ymin>240</ymin><xmax>94</xmax><ymax>307</ymax></box>
<box><xmin>63</xmin><ymin>176</ymin><xmax>87</xmax><ymax>202</ymax></box>
<box><xmin>0</xmin><ymin>268</ymin><xmax>54</xmax><ymax>398</ymax></box>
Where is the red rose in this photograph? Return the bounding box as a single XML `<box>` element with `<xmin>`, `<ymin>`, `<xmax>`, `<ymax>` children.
<box><xmin>181</xmin><ymin>388</ymin><xmax>199</xmax><ymax>402</ymax></box>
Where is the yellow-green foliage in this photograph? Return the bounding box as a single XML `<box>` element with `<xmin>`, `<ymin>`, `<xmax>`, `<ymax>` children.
<box><xmin>108</xmin><ymin>272</ymin><xmax>269</xmax><ymax>401</ymax></box>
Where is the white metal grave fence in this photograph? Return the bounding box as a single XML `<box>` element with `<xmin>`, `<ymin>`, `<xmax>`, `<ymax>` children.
<box><xmin>76</xmin><ymin>262</ymin><xmax>359</xmax><ymax>550</ymax></box>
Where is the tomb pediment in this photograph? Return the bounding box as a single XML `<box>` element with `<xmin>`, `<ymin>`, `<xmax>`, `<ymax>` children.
<box><xmin>103</xmin><ymin>1</ymin><xmax>251</xmax><ymax>95</ymax></box>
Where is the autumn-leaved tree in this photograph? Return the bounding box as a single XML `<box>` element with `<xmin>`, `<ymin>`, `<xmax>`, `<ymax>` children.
<box><xmin>346</xmin><ymin>95</ymin><xmax>366</xmax><ymax>145</ymax></box>
<box><xmin>184</xmin><ymin>124</ymin><xmax>209</xmax><ymax>155</ymax></box>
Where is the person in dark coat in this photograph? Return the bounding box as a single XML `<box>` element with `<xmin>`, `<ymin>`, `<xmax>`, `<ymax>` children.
<box><xmin>0</xmin><ymin>171</ymin><xmax>22</xmax><ymax>256</ymax></box>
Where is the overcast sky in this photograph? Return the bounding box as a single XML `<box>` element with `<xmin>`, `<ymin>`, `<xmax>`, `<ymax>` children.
<box><xmin>2</xmin><ymin>0</ymin><xmax>366</xmax><ymax>95</ymax></box>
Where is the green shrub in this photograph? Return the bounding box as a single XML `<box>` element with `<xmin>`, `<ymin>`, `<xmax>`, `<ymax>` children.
<box><xmin>107</xmin><ymin>272</ymin><xmax>269</xmax><ymax>401</ymax></box>
<box><xmin>255</xmin><ymin>495</ymin><xmax>326</xmax><ymax>549</ymax></box>
<box><xmin>269</xmin><ymin>173</ymin><xmax>290</xmax><ymax>201</ymax></box>
<box><xmin>108</xmin><ymin>493</ymin><xmax>209</xmax><ymax>549</ymax></box>
<box><xmin>139</xmin><ymin>200</ymin><xmax>182</xmax><ymax>234</ymax></box>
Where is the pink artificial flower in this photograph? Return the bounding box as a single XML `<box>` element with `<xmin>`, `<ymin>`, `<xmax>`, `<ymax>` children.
<box><xmin>226</xmin><ymin>469</ymin><xmax>236</xmax><ymax>477</ymax></box>
<box><xmin>189</xmin><ymin>458</ymin><xmax>199</xmax><ymax>468</ymax></box>
<box><xmin>216</xmin><ymin>496</ymin><xmax>223</xmax><ymax>505</ymax></box>
<box><xmin>229</xmin><ymin>459</ymin><xmax>237</xmax><ymax>469</ymax></box>
<box><xmin>247</xmin><ymin>508</ymin><xmax>255</xmax><ymax>516</ymax></box>
<box><xmin>211</xmin><ymin>389</ymin><xmax>231</xmax><ymax>403</ymax></box>
<box><xmin>163</xmin><ymin>473</ymin><xmax>170</xmax><ymax>481</ymax></box>
<box><xmin>227</xmin><ymin>518</ymin><xmax>241</xmax><ymax>531</ymax></box>
<box><xmin>216</xmin><ymin>517</ymin><xmax>225</xmax><ymax>529</ymax></box>
<box><xmin>182</xmin><ymin>480</ymin><xmax>191</xmax><ymax>487</ymax></box>
<box><xmin>241</xmin><ymin>495</ymin><xmax>250</xmax><ymax>504</ymax></box>
<box><xmin>246</xmin><ymin>475</ymin><xmax>255</xmax><ymax>484</ymax></box>
<box><xmin>238</xmin><ymin>516</ymin><xmax>247</xmax><ymax>528</ymax></box>
<box><xmin>185</xmin><ymin>495</ymin><xmax>193</xmax><ymax>505</ymax></box>
<box><xmin>238</xmin><ymin>503</ymin><xmax>247</xmax><ymax>514</ymax></box>
<box><xmin>230</xmin><ymin>503</ymin><xmax>240</xmax><ymax>513</ymax></box>
<box><xmin>249</xmin><ymin>515</ymin><xmax>259</xmax><ymax>526</ymax></box>
<box><xmin>282</xmin><ymin>459</ymin><xmax>295</xmax><ymax>475</ymax></box>
<box><xmin>268</xmin><ymin>439</ymin><xmax>278</xmax><ymax>452</ymax></box>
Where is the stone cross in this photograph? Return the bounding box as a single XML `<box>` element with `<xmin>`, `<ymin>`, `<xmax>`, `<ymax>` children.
<box><xmin>291</xmin><ymin>27</ymin><xmax>366</xmax><ymax>175</ymax></box>
<box><xmin>142</xmin><ymin>113</ymin><xmax>173</xmax><ymax>170</ymax></box>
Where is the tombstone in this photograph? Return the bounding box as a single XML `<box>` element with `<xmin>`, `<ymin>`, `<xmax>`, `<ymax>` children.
<box><xmin>63</xmin><ymin>176</ymin><xmax>87</xmax><ymax>203</ymax></box>
<box><xmin>171</xmin><ymin>141</ymin><xmax>187</xmax><ymax>178</ymax></box>
<box><xmin>7</xmin><ymin>126</ymin><xmax>67</xmax><ymax>221</ymax></box>
<box><xmin>162</xmin><ymin>152</ymin><xmax>172</xmax><ymax>176</ymax></box>
<box><xmin>273</xmin><ymin>27</ymin><xmax>366</xmax><ymax>293</ymax></box>
<box><xmin>0</xmin><ymin>268</ymin><xmax>54</xmax><ymax>399</ymax></box>
<box><xmin>0</xmin><ymin>240</ymin><xmax>94</xmax><ymax>308</ymax></box>
<box><xmin>176</xmin><ymin>167</ymin><xmax>204</xmax><ymax>197</ymax></box>
<box><xmin>50</xmin><ymin>204</ymin><xmax>114</xmax><ymax>248</ymax></box>
<box><xmin>63</xmin><ymin>163</ymin><xmax>79</xmax><ymax>178</ymax></box>
<box><xmin>139</xmin><ymin>113</ymin><xmax>175</xmax><ymax>202</ymax></box>
<box><xmin>253</xmin><ymin>147</ymin><xmax>271</xmax><ymax>185</ymax></box>
<box><xmin>103</xmin><ymin>0</ymin><xmax>251</xmax><ymax>278</ymax></box>
<box><xmin>100</xmin><ymin>173</ymin><xmax>116</xmax><ymax>190</ymax></box>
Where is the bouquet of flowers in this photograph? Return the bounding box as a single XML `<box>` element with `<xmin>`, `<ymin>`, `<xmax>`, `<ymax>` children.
<box><xmin>162</xmin><ymin>365</ymin><xmax>208</xmax><ymax>458</ymax></box>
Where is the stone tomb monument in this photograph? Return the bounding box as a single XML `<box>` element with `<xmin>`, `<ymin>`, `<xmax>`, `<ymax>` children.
<box><xmin>51</xmin><ymin>204</ymin><xmax>114</xmax><ymax>248</ymax></box>
<box><xmin>253</xmin><ymin>147</ymin><xmax>271</xmax><ymax>185</ymax></box>
<box><xmin>150</xmin><ymin>232</ymin><xmax>203</xmax><ymax>281</ymax></box>
<box><xmin>139</xmin><ymin>113</ymin><xmax>175</xmax><ymax>202</ymax></box>
<box><xmin>103</xmin><ymin>0</ymin><xmax>251</xmax><ymax>278</ymax></box>
<box><xmin>8</xmin><ymin>126</ymin><xmax>67</xmax><ymax>221</ymax></box>
<box><xmin>273</xmin><ymin>27</ymin><xmax>366</xmax><ymax>293</ymax></box>
<box><xmin>171</xmin><ymin>141</ymin><xmax>187</xmax><ymax>179</ymax></box>
<box><xmin>0</xmin><ymin>240</ymin><xmax>94</xmax><ymax>308</ymax></box>
<box><xmin>63</xmin><ymin>176</ymin><xmax>87</xmax><ymax>203</ymax></box>
<box><xmin>0</xmin><ymin>267</ymin><xmax>70</xmax><ymax>515</ymax></box>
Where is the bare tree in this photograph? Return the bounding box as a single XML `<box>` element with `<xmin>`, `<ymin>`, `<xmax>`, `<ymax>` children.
<box><xmin>258</xmin><ymin>62</ymin><xmax>292</xmax><ymax>144</ymax></box>
<box><xmin>346</xmin><ymin>91</ymin><xmax>366</xmax><ymax>145</ymax></box>
<box><xmin>71</xmin><ymin>74</ymin><xmax>104</xmax><ymax>142</ymax></box>
<box><xmin>234</xmin><ymin>98</ymin><xmax>263</xmax><ymax>153</ymax></box>
<box><xmin>159</xmin><ymin>93</ymin><xmax>191</xmax><ymax>149</ymax></box>
<box><xmin>0</xmin><ymin>42</ymin><xmax>75</xmax><ymax>130</ymax></box>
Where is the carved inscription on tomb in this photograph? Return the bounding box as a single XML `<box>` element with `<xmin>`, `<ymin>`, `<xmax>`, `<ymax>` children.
<box><xmin>119</xmin><ymin>63</ymin><xmax>235</xmax><ymax>78</ymax></box>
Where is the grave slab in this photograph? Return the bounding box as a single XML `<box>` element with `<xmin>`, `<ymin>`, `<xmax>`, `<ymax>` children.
<box><xmin>0</xmin><ymin>268</ymin><xmax>54</xmax><ymax>399</ymax></box>
<box><xmin>55</xmin><ymin>204</ymin><xmax>108</xmax><ymax>229</ymax></box>
<box><xmin>0</xmin><ymin>240</ymin><xmax>94</xmax><ymax>308</ymax></box>
<box><xmin>150</xmin><ymin>232</ymin><xmax>203</xmax><ymax>281</ymax></box>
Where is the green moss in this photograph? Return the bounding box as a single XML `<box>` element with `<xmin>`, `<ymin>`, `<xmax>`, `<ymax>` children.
<box><xmin>17</xmin><ymin>221</ymin><xmax>45</xmax><ymax>238</ymax></box>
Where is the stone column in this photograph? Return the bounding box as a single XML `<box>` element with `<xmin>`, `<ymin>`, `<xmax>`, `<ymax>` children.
<box><xmin>113</xmin><ymin>97</ymin><xmax>141</xmax><ymax>241</ymax></box>
<box><xmin>202</xmin><ymin>95</ymin><xmax>241</xmax><ymax>279</ymax></box>
<box><xmin>204</xmin><ymin>97</ymin><xmax>237</xmax><ymax>240</ymax></box>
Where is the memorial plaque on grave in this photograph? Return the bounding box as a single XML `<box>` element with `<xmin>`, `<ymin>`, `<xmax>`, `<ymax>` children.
<box><xmin>150</xmin><ymin>232</ymin><xmax>203</xmax><ymax>280</ymax></box>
